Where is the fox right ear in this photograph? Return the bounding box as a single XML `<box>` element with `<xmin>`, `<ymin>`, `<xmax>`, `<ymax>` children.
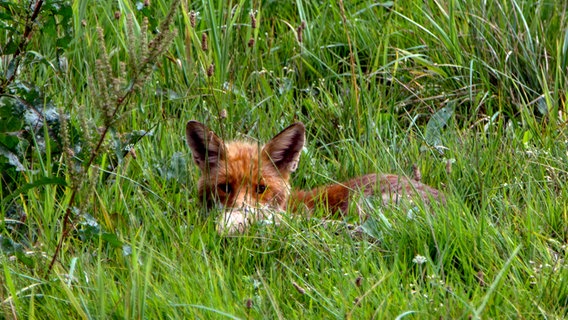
<box><xmin>185</xmin><ymin>121</ymin><xmax>225</xmax><ymax>170</ymax></box>
<box><xmin>262</xmin><ymin>122</ymin><xmax>305</xmax><ymax>174</ymax></box>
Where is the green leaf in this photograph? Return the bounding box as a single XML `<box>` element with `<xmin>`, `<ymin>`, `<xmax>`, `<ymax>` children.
<box><xmin>0</xmin><ymin>116</ymin><xmax>23</xmax><ymax>132</ymax></box>
<box><xmin>0</xmin><ymin>145</ymin><xmax>25</xmax><ymax>171</ymax></box>
<box><xmin>425</xmin><ymin>103</ymin><xmax>455</xmax><ymax>147</ymax></box>
<box><xmin>77</xmin><ymin>216</ymin><xmax>123</xmax><ymax>248</ymax></box>
<box><xmin>14</xmin><ymin>250</ymin><xmax>34</xmax><ymax>267</ymax></box>
<box><xmin>522</xmin><ymin>130</ymin><xmax>533</xmax><ymax>145</ymax></box>
<box><xmin>56</xmin><ymin>35</ymin><xmax>73</xmax><ymax>49</ymax></box>
<box><xmin>166</xmin><ymin>151</ymin><xmax>188</xmax><ymax>181</ymax></box>
<box><xmin>0</xmin><ymin>235</ymin><xmax>34</xmax><ymax>266</ymax></box>
<box><xmin>1</xmin><ymin>177</ymin><xmax>67</xmax><ymax>207</ymax></box>
<box><xmin>0</xmin><ymin>133</ymin><xmax>20</xmax><ymax>150</ymax></box>
<box><xmin>100</xmin><ymin>232</ymin><xmax>123</xmax><ymax>248</ymax></box>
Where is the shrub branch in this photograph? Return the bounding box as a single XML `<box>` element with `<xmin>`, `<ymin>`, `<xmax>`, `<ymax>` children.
<box><xmin>46</xmin><ymin>0</ymin><xmax>179</xmax><ymax>275</ymax></box>
<box><xmin>0</xmin><ymin>0</ymin><xmax>44</xmax><ymax>93</ymax></box>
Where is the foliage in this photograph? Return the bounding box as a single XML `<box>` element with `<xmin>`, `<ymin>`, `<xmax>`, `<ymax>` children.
<box><xmin>1</xmin><ymin>0</ymin><xmax>567</xmax><ymax>318</ymax></box>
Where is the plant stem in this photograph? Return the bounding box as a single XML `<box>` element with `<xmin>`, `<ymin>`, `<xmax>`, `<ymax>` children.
<box><xmin>0</xmin><ymin>0</ymin><xmax>44</xmax><ymax>93</ymax></box>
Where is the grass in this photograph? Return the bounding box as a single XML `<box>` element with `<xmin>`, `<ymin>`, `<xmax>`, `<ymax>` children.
<box><xmin>1</xmin><ymin>0</ymin><xmax>567</xmax><ymax>318</ymax></box>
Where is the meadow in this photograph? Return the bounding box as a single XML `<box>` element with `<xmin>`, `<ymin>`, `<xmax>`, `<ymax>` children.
<box><xmin>1</xmin><ymin>0</ymin><xmax>567</xmax><ymax>318</ymax></box>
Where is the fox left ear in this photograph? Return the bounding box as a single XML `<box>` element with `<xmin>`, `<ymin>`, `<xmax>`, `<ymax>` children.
<box><xmin>262</xmin><ymin>122</ymin><xmax>305</xmax><ymax>174</ymax></box>
<box><xmin>185</xmin><ymin>121</ymin><xmax>225</xmax><ymax>171</ymax></box>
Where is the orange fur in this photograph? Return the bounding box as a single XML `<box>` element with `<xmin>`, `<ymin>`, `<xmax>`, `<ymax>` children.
<box><xmin>186</xmin><ymin>121</ymin><xmax>443</xmax><ymax>234</ymax></box>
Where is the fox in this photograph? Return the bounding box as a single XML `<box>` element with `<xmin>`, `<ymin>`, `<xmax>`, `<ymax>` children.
<box><xmin>185</xmin><ymin>120</ymin><xmax>444</xmax><ymax>235</ymax></box>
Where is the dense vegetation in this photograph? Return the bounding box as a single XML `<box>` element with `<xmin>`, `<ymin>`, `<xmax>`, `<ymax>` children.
<box><xmin>1</xmin><ymin>0</ymin><xmax>566</xmax><ymax>318</ymax></box>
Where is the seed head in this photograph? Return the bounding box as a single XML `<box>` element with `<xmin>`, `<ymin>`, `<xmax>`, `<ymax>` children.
<box><xmin>201</xmin><ymin>32</ymin><xmax>208</xmax><ymax>51</ymax></box>
<box><xmin>189</xmin><ymin>10</ymin><xmax>196</xmax><ymax>28</ymax></box>
<box><xmin>446</xmin><ymin>159</ymin><xmax>453</xmax><ymax>174</ymax></box>
<box><xmin>355</xmin><ymin>276</ymin><xmax>362</xmax><ymax>287</ymax></box>
<box><xmin>292</xmin><ymin>281</ymin><xmax>305</xmax><ymax>294</ymax></box>
<box><xmin>207</xmin><ymin>63</ymin><xmax>214</xmax><ymax>77</ymax></box>
<box><xmin>250</xmin><ymin>10</ymin><xmax>257</xmax><ymax>29</ymax></box>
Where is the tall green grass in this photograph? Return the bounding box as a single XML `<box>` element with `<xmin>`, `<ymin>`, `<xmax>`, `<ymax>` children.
<box><xmin>1</xmin><ymin>0</ymin><xmax>567</xmax><ymax>318</ymax></box>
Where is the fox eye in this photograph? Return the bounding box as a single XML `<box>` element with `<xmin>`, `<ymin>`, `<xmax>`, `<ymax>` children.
<box><xmin>217</xmin><ymin>183</ymin><xmax>232</xmax><ymax>194</ymax></box>
<box><xmin>256</xmin><ymin>184</ymin><xmax>267</xmax><ymax>194</ymax></box>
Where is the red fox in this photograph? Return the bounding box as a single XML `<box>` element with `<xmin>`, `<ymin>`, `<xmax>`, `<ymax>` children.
<box><xmin>186</xmin><ymin>120</ymin><xmax>444</xmax><ymax>234</ymax></box>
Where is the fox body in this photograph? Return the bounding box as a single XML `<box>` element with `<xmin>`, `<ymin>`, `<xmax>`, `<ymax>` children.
<box><xmin>185</xmin><ymin>121</ymin><xmax>443</xmax><ymax>234</ymax></box>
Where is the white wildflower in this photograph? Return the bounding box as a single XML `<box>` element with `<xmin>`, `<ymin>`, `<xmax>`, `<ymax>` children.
<box><xmin>413</xmin><ymin>255</ymin><xmax>427</xmax><ymax>265</ymax></box>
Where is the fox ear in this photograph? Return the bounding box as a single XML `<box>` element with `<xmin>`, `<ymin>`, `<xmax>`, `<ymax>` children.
<box><xmin>185</xmin><ymin>121</ymin><xmax>225</xmax><ymax>170</ymax></box>
<box><xmin>262</xmin><ymin>122</ymin><xmax>305</xmax><ymax>173</ymax></box>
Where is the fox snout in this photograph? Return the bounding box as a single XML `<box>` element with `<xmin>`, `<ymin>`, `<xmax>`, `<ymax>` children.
<box><xmin>216</xmin><ymin>205</ymin><xmax>284</xmax><ymax>235</ymax></box>
<box><xmin>212</xmin><ymin>185</ymin><xmax>288</xmax><ymax>234</ymax></box>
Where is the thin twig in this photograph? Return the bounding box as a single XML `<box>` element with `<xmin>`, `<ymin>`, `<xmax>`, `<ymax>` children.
<box><xmin>46</xmin><ymin>91</ymin><xmax>132</xmax><ymax>275</ymax></box>
<box><xmin>0</xmin><ymin>0</ymin><xmax>44</xmax><ymax>93</ymax></box>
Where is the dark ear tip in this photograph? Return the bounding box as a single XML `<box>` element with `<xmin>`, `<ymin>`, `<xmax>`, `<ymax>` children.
<box><xmin>186</xmin><ymin>120</ymin><xmax>205</xmax><ymax>131</ymax></box>
<box><xmin>291</xmin><ymin>122</ymin><xmax>305</xmax><ymax>130</ymax></box>
<box><xmin>287</xmin><ymin>122</ymin><xmax>306</xmax><ymax>138</ymax></box>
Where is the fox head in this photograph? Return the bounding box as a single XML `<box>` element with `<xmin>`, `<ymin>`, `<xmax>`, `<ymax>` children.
<box><xmin>185</xmin><ymin>121</ymin><xmax>305</xmax><ymax>234</ymax></box>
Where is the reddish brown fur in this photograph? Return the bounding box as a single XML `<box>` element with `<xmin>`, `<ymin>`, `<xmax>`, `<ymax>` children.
<box><xmin>186</xmin><ymin>121</ymin><xmax>443</xmax><ymax>232</ymax></box>
<box><xmin>198</xmin><ymin>141</ymin><xmax>290</xmax><ymax>210</ymax></box>
<box><xmin>291</xmin><ymin>174</ymin><xmax>443</xmax><ymax>215</ymax></box>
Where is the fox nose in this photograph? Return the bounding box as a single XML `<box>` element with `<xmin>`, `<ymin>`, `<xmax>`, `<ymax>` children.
<box><xmin>216</xmin><ymin>204</ymin><xmax>257</xmax><ymax>235</ymax></box>
<box><xmin>232</xmin><ymin>188</ymin><xmax>254</xmax><ymax>209</ymax></box>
